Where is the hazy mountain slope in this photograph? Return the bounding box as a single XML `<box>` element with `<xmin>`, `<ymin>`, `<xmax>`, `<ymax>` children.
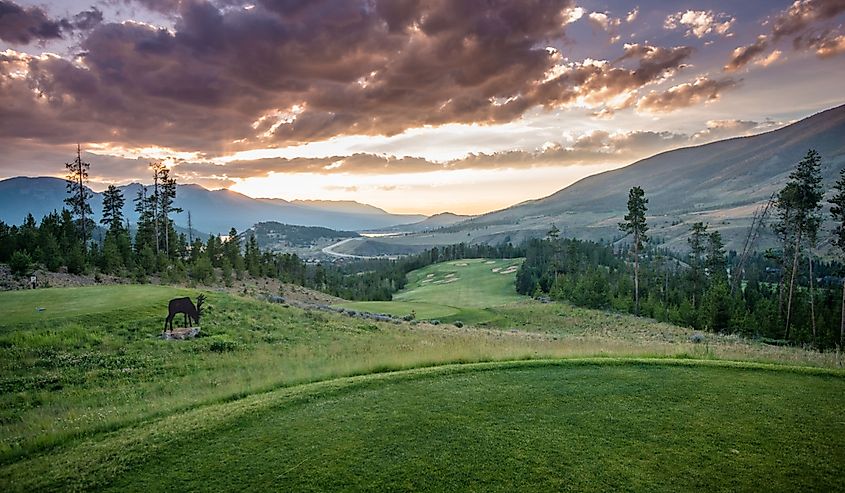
<box><xmin>371</xmin><ymin>103</ymin><xmax>845</xmax><ymax>253</ymax></box>
<box><xmin>243</xmin><ymin>221</ymin><xmax>359</xmax><ymax>251</ymax></box>
<box><xmin>0</xmin><ymin>178</ymin><xmax>428</xmax><ymax>233</ymax></box>
<box><xmin>372</xmin><ymin>212</ymin><xmax>475</xmax><ymax>233</ymax></box>
<box><xmin>291</xmin><ymin>200</ymin><xmax>392</xmax><ymax>216</ymax></box>
<box><xmin>477</xmin><ymin>104</ymin><xmax>845</xmax><ymax>223</ymax></box>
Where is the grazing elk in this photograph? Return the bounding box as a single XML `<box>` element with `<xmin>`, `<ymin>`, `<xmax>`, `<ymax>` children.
<box><xmin>165</xmin><ymin>294</ymin><xmax>205</xmax><ymax>331</ymax></box>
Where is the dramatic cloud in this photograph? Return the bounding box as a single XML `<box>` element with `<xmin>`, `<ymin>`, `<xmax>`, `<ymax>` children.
<box><xmin>0</xmin><ymin>0</ymin><xmax>67</xmax><ymax>44</ymax></box>
<box><xmin>587</xmin><ymin>11</ymin><xmax>621</xmax><ymax>31</ymax></box>
<box><xmin>528</xmin><ymin>43</ymin><xmax>694</xmax><ymax>115</ymax></box>
<box><xmin>794</xmin><ymin>27</ymin><xmax>845</xmax><ymax>57</ymax></box>
<box><xmin>636</xmin><ymin>77</ymin><xmax>739</xmax><ymax>113</ymax></box>
<box><xmin>690</xmin><ymin>118</ymin><xmax>782</xmax><ymax>142</ymax></box>
<box><xmin>724</xmin><ymin>35</ymin><xmax>770</xmax><ymax>71</ymax></box>
<box><xmin>0</xmin><ymin>0</ymin><xmax>709</xmax><ymax>155</ymax></box>
<box><xmin>664</xmin><ymin>10</ymin><xmax>734</xmax><ymax>38</ymax></box>
<box><xmin>725</xmin><ymin>0</ymin><xmax>845</xmax><ymax>70</ymax></box>
<box><xmin>72</xmin><ymin>8</ymin><xmax>104</xmax><ymax>31</ymax></box>
<box><xmin>771</xmin><ymin>0</ymin><xmax>845</xmax><ymax>40</ymax></box>
<box><xmin>169</xmin><ymin>124</ymin><xmax>772</xmax><ymax>185</ymax></box>
<box><xmin>755</xmin><ymin>49</ymin><xmax>783</xmax><ymax>66</ymax></box>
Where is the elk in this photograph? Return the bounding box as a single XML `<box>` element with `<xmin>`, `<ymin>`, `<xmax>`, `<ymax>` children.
<box><xmin>165</xmin><ymin>294</ymin><xmax>205</xmax><ymax>331</ymax></box>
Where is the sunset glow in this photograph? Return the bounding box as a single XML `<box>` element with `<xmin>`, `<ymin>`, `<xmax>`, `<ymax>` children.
<box><xmin>1</xmin><ymin>0</ymin><xmax>844</xmax><ymax>214</ymax></box>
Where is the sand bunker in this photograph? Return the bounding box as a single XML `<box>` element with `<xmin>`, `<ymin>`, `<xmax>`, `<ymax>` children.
<box><xmin>492</xmin><ymin>267</ymin><xmax>501</xmax><ymax>272</ymax></box>
<box><xmin>500</xmin><ymin>266</ymin><xmax>518</xmax><ymax>274</ymax></box>
<box><xmin>426</xmin><ymin>273</ymin><xmax>434</xmax><ymax>278</ymax></box>
<box><xmin>485</xmin><ymin>261</ymin><xmax>496</xmax><ymax>264</ymax></box>
<box><xmin>446</xmin><ymin>273</ymin><xmax>457</xmax><ymax>278</ymax></box>
<box><xmin>453</xmin><ymin>262</ymin><xmax>468</xmax><ymax>266</ymax></box>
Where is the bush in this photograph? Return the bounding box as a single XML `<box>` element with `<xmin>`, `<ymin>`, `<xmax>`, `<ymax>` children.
<box><xmin>191</xmin><ymin>256</ymin><xmax>214</xmax><ymax>284</ymax></box>
<box><xmin>454</xmin><ymin>321</ymin><xmax>464</xmax><ymax>328</ymax></box>
<box><xmin>9</xmin><ymin>250</ymin><xmax>32</xmax><ymax>277</ymax></box>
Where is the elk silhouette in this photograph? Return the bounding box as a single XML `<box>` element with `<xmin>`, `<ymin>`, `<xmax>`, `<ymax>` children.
<box><xmin>165</xmin><ymin>294</ymin><xmax>205</xmax><ymax>330</ymax></box>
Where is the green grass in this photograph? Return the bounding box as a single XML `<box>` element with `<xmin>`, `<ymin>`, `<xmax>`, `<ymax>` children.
<box><xmin>338</xmin><ymin>258</ymin><xmax>525</xmax><ymax>321</ymax></box>
<box><xmin>3</xmin><ymin>360</ymin><xmax>843</xmax><ymax>492</ymax></box>
<box><xmin>0</xmin><ymin>285</ymin><xmax>192</xmax><ymax>327</ymax></box>
<box><xmin>2</xmin><ymin>278</ymin><xmax>844</xmax><ymax>491</ymax></box>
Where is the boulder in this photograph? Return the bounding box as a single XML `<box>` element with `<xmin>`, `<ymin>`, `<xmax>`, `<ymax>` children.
<box><xmin>162</xmin><ymin>327</ymin><xmax>201</xmax><ymax>340</ymax></box>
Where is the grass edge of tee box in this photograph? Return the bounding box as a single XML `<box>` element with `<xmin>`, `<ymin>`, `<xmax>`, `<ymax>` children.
<box><xmin>2</xmin><ymin>356</ymin><xmax>843</xmax><ymax>492</ymax></box>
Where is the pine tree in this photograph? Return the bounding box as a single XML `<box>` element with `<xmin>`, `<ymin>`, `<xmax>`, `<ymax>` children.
<box><xmin>705</xmin><ymin>230</ymin><xmax>726</xmax><ymax>283</ymax></box>
<box><xmin>157</xmin><ymin>167</ymin><xmax>182</xmax><ymax>257</ymax></box>
<box><xmin>775</xmin><ymin>149</ymin><xmax>824</xmax><ymax>339</ymax></box>
<box><xmin>149</xmin><ymin>162</ymin><xmax>165</xmax><ymax>254</ymax></box>
<box><xmin>101</xmin><ymin>185</ymin><xmax>125</xmax><ymax>233</ymax></box>
<box><xmin>829</xmin><ymin>167</ymin><xmax>845</xmax><ymax>348</ymax></box>
<box><xmin>133</xmin><ymin>186</ymin><xmax>156</xmax><ymax>254</ymax></box>
<box><xmin>619</xmin><ymin>186</ymin><xmax>648</xmax><ymax>315</ymax></box>
<box><xmin>688</xmin><ymin>222</ymin><xmax>708</xmax><ymax>307</ymax></box>
<box><xmin>64</xmin><ymin>144</ymin><xmax>93</xmax><ymax>251</ymax></box>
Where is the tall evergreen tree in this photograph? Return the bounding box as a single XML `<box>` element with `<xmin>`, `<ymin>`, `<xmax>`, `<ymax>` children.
<box><xmin>688</xmin><ymin>222</ymin><xmax>708</xmax><ymax>307</ymax></box>
<box><xmin>619</xmin><ymin>186</ymin><xmax>648</xmax><ymax>315</ymax></box>
<box><xmin>149</xmin><ymin>162</ymin><xmax>165</xmax><ymax>254</ymax></box>
<box><xmin>158</xmin><ymin>168</ymin><xmax>182</xmax><ymax>257</ymax></box>
<box><xmin>64</xmin><ymin>144</ymin><xmax>93</xmax><ymax>251</ymax></box>
<box><xmin>829</xmin><ymin>167</ymin><xmax>845</xmax><ymax>348</ymax></box>
<box><xmin>100</xmin><ymin>185</ymin><xmax>125</xmax><ymax>232</ymax></box>
<box><xmin>706</xmin><ymin>230</ymin><xmax>726</xmax><ymax>283</ymax></box>
<box><xmin>775</xmin><ymin>149</ymin><xmax>824</xmax><ymax>339</ymax></box>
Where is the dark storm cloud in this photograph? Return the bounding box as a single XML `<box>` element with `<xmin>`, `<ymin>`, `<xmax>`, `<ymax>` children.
<box><xmin>0</xmin><ymin>1</ymin><xmax>104</xmax><ymax>44</ymax></box>
<box><xmin>0</xmin><ymin>0</ymin><xmax>709</xmax><ymax>154</ymax></box>
<box><xmin>0</xmin><ymin>0</ymin><xmax>68</xmax><ymax>43</ymax></box>
<box><xmin>72</xmin><ymin>7</ymin><xmax>104</xmax><ymax>31</ymax></box>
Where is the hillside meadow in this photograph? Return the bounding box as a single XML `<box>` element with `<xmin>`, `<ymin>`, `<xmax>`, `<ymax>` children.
<box><xmin>1</xmin><ymin>259</ymin><xmax>843</xmax><ymax>490</ymax></box>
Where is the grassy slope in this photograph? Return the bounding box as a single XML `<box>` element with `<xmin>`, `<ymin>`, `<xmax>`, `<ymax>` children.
<box><xmin>2</xmin><ymin>269</ymin><xmax>844</xmax><ymax>491</ymax></box>
<box><xmin>0</xmin><ymin>285</ymin><xmax>192</xmax><ymax>326</ymax></box>
<box><xmin>338</xmin><ymin>258</ymin><xmax>525</xmax><ymax>321</ymax></box>
<box><xmin>2</xmin><ymin>360</ymin><xmax>843</xmax><ymax>492</ymax></box>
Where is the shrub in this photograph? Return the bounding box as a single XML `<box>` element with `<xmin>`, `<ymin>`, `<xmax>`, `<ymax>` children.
<box><xmin>9</xmin><ymin>250</ymin><xmax>32</xmax><ymax>277</ymax></box>
<box><xmin>454</xmin><ymin>321</ymin><xmax>464</xmax><ymax>328</ymax></box>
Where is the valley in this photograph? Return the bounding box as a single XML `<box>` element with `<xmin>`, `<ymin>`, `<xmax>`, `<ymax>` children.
<box><xmin>1</xmin><ymin>260</ymin><xmax>842</xmax><ymax>491</ymax></box>
<box><xmin>2</xmin><ymin>2</ymin><xmax>845</xmax><ymax>489</ymax></box>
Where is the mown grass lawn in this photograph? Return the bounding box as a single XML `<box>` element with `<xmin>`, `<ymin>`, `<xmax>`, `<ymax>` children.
<box><xmin>2</xmin><ymin>274</ymin><xmax>843</xmax><ymax>492</ymax></box>
<box><xmin>4</xmin><ymin>361</ymin><xmax>843</xmax><ymax>492</ymax></box>
<box><xmin>0</xmin><ymin>285</ymin><xmax>192</xmax><ymax>327</ymax></box>
<box><xmin>338</xmin><ymin>258</ymin><xmax>525</xmax><ymax>321</ymax></box>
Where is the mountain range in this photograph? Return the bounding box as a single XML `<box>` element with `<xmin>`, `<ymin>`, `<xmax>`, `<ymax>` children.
<box><xmin>0</xmin><ymin>178</ymin><xmax>426</xmax><ymax>235</ymax></box>
<box><xmin>3</xmin><ymin>103</ymin><xmax>843</xmax><ymax>252</ymax></box>
<box><xmin>344</xmin><ymin>103</ymin><xmax>845</xmax><ymax>255</ymax></box>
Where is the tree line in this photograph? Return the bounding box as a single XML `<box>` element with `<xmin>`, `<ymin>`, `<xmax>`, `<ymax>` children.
<box><xmin>517</xmin><ymin>150</ymin><xmax>845</xmax><ymax>349</ymax></box>
<box><xmin>0</xmin><ymin>147</ymin><xmax>523</xmax><ymax>301</ymax></box>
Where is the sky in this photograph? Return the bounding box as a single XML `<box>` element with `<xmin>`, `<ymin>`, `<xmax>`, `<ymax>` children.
<box><xmin>0</xmin><ymin>0</ymin><xmax>843</xmax><ymax>215</ymax></box>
